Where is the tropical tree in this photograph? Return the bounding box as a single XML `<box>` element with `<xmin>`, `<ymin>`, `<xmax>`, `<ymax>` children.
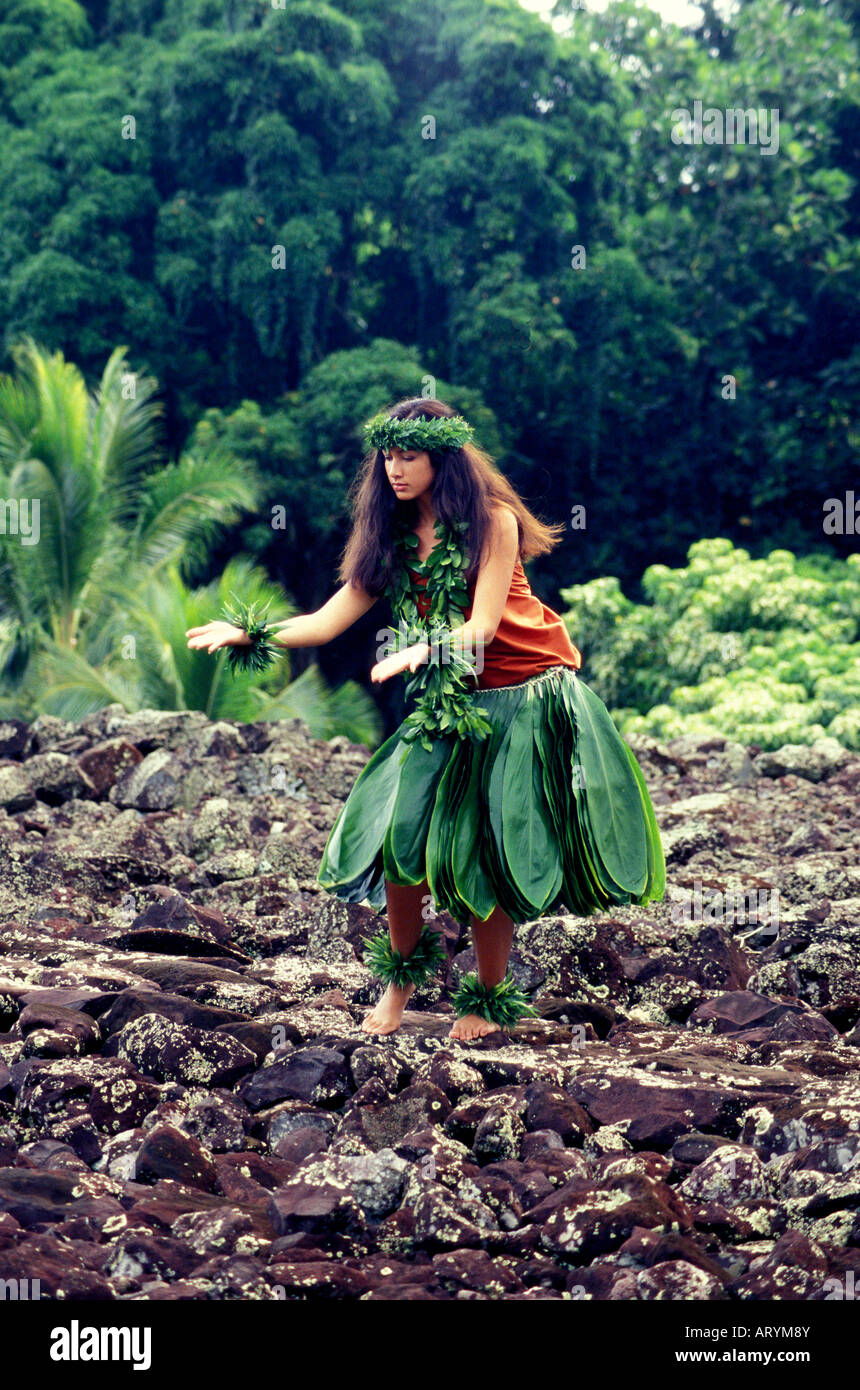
<box><xmin>0</xmin><ymin>338</ymin><xmax>382</xmax><ymax>744</ymax></box>
<box><xmin>0</xmin><ymin>336</ymin><xmax>257</xmax><ymax>681</ymax></box>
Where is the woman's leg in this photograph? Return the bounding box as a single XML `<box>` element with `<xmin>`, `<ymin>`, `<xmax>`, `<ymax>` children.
<box><xmin>449</xmin><ymin>902</ymin><xmax>515</xmax><ymax>1041</ymax></box>
<box><xmin>362</xmin><ymin>877</ymin><xmax>432</xmax><ymax>1035</ymax></box>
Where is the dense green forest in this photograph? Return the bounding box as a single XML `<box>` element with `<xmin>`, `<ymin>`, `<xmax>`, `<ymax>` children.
<box><xmin>0</xmin><ymin>0</ymin><xmax>857</xmax><ymax>742</ymax></box>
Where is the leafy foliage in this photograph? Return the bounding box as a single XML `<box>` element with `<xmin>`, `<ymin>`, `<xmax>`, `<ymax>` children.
<box><xmin>0</xmin><ymin>341</ymin><xmax>382</xmax><ymax>744</ymax></box>
<box><xmin>0</xmin><ymin>0</ymin><xmax>854</xmax><ymax>615</ymax></box>
<box><xmin>561</xmin><ymin>539</ymin><xmax>860</xmax><ymax>750</ymax></box>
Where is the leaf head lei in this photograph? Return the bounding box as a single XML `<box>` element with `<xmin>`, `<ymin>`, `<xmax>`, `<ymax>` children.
<box><xmin>363</xmin><ymin>411</ymin><xmax>474</xmax><ymax>454</ymax></box>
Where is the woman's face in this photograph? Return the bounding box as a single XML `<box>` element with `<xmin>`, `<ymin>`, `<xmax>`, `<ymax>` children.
<box><xmin>382</xmin><ymin>446</ymin><xmax>434</xmax><ymax>501</ymax></box>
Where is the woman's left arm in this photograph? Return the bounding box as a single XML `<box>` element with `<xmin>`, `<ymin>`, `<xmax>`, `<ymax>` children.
<box><xmin>448</xmin><ymin>504</ymin><xmax>519</xmax><ymax>658</ymax></box>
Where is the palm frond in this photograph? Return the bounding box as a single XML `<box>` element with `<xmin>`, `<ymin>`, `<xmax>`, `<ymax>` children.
<box><xmin>130</xmin><ymin>449</ymin><xmax>263</xmax><ymax>574</ymax></box>
<box><xmin>0</xmin><ymin>378</ymin><xmax>40</xmax><ymax>463</ymax></box>
<box><xmin>10</xmin><ymin>455</ymin><xmax>106</xmax><ymax>616</ymax></box>
<box><xmin>10</xmin><ymin>338</ymin><xmax>90</xmax><ymax>483</ymax></box>
<box><xmin>28</xmin><ymin>641</ymin><xmax>143</xmax><ymax>720</ymax></box>
<box><xmin>89</xmin><ymin>345</ymin><xmax>166</xmax><ymax>492</ymax></box>
<box><xmin>82</xmin><ymin>558</ymin><xmax>294</xmax><ymax>720</ymax></box>
<box><xmin>257</xmin><ymin>661</ymin><xmax>383</xmax><ymax>747</ymax></box>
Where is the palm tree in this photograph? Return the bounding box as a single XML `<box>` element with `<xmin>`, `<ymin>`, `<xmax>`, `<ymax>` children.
<box><xmin>0</xmin><ymin>339</ymin><xmax>382</xmax><ymax>746</ymax></box>
<box><xmin>0</xmin><ymin>336</ymin><xmax>258</xmax><ymax>672</ymax></box>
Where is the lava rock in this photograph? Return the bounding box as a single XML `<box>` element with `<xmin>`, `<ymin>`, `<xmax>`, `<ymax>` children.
<box><xmin>116</xmin><ymin>1014</ymin><xmax>256</xmax><ymax>1087</ymax></box>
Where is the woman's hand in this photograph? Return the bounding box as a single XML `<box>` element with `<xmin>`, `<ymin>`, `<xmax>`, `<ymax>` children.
<box><xmin>185</xmin><ymin>621</ymin><xmax>251</xmax><ymax>654</ymax></box>
<box><xmin>370</xmin><ymin>641</ymin><xmax>430</xmax><ymax>684</ymax></box>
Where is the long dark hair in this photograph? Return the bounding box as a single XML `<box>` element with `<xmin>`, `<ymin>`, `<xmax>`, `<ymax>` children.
<box><xmin>338</xmin><ymin>397</ymin><xmax>565</xmax><ymax>596</ymax></box>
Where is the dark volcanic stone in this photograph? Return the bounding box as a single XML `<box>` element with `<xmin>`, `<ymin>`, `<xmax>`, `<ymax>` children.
<box><xmin>22</xmin><ymin>752</ymin><xmax>97</xmax><ymax>805</ymax></box>
<box><xmin>0</xmin><ymin>719</ymin><xmax>29</xmax><ymax>759</ymax></box>
<box><xmin>539</xmin><ymin>1173</ymin><xmax>694</xmax><ymax>1263</ymax></box>
<box><xmin>338</xmin><ymin>1080</ymin><xmax>452</xmax><ymax>1151</ymax></box>
<box><xmin>115</xmin><ymin>1014</ymin><xmax>256</xmax><ymax>1087</ymax></box>
<box><xmin>523</xmin><ymin>1082</ymin><xmax>592</xmax><ymax>1144</ymax></box>
<box><xmin>130</xmin><ymin>893</ymin><xmax>233</xmax><ymax>943</ymax></box>
<box><xmin>237</xmin><ymin>1048</ymin><xmax>350</xmax><ymax>1111</ymax></box>
<box><xmin>689</xmin><ymin>991</ymin><xmax>833</xmax><ymax>1036</ymax></box>
<box><xmin>124</xmin><ymin>959</ymin><xmax>249</xmax><ymax>990</ymax></box>
<box><xmin>272</xmin><ymin>1126</ymin><xmax>329</xmax><ymax>1163</ymax></box>
<box><xmin>0</xmin><ymin>709</ymin><xmax>856</xmax><ymax>1300</ymax></box>
<box><xmin>77</xmin><ymin>739</ymin><xmax>143</xmax><ymax>796</ymax></box>
<box><xmin>107</xmin><ymin>929</ymin><xmax>251</xmax><ymax>961</ymax></box>
<box><xmin>101</xmin><ymin>989</ymin><xmax>247</xmax><ymax>1035</ymax></box>
<box><xmin>0</xmin><ymin>1168</ymin><xmax>122</xmax><ymax>1233</ymax></box>
<box><xmin>267</xmin><ymin>1259</ymin><xmax>374</xmax><ymax>1298</ymax></box>
<box><xmin>135</xmin><ymin>1125</ymin><xmax>219</xmax><ymax>1192</ymax></box>
<box><xmin>18</xmin><ymin>1003</ymin><xmax>102</xmax><ymax>1049</ymax></box>
<box><xmin>216</xmin><ymin>1018</ymin><xmax>298</xmax><ymax>1062</ymax></box>
<box><xmin>268</xmin><ymin>1181</ymin><xmax>364</xmax><ymax>1237</ymax></box>
<box><xmin>16</xmin><ymin>1056</ymin><xmax>160</xmax><ymax>1134</ymax></box>
<box><xmin>109</xmin><ymin>748</ymin><xmax>185</xmax><ymax>809</ymax></box>
<box><xmin>569</xmin><ymin>1072</ymin><xmax>735</xmax><ymax>1136</ymax></box>
<box><xmin>0</xmin><ymin>1234</ymin><xmax>114</xmax><ymax>1297</ymax></box>
<box><xmin>103</xmin><ymin>1229</ymin><xmax>201</xmax><ymax>1283</ymax></box>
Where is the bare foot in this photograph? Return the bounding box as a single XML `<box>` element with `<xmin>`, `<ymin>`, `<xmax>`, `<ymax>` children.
<box><xmin>362</xmin><ymin>981</ymin><xmax>415</xmax><ymax>1035</ymax></box>
<box><xmin>448</xmin><ymin>1012</ymin><xmax>501</xmax><ymax>1042</ymax></box>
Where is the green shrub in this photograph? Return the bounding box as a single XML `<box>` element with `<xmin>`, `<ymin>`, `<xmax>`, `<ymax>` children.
<box><xmin>560</xmin><ymin>539</ymin><xmax>860</xmax><ymax>750</ymax></box>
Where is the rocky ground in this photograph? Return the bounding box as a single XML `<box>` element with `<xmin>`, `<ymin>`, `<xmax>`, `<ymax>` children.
<box><xmin>0</xmin><ymin>707</ymin><xmax>858</xmax><ymax>1301</ymax></box>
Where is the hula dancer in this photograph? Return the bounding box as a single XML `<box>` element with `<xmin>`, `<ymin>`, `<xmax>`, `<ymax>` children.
<box><xmin>186</xmin><ymin>399</ymin><xmax>665</xmax><ymax>1043</ymax></box>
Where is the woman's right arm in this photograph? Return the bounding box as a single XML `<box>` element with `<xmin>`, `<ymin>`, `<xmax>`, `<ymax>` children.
<box><xmin>269</xmin><ymin>582</ymin><xmax>378</xmax><ymax>647</ymax></box>
<box><xmin>185</xmin><ymin>582</ymin><xmax>378</xmax><ymax>654</ymax></box>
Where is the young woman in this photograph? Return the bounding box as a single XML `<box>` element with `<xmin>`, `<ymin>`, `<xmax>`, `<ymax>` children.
<box><xmin>186</xmin><ymin>399</ymin><xmax>665</xmax><ymax>1043</ymax></box>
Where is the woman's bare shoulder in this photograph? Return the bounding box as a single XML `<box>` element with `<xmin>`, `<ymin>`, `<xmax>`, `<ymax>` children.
<box><xmin>475</xmin><ymin>502</ymin><xmax>520</xmax><ymax>571</ymax></box>
<box><xmin>488</xmin><ymin>502</ymin><xmax>521</xmax><ymax>547</ymax></box>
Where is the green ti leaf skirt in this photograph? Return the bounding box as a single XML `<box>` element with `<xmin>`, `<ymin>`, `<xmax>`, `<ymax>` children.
<box><xmin>316</xmin><ymin>664</ymin><xmax>665</xmax><ymax>926</ymax></box>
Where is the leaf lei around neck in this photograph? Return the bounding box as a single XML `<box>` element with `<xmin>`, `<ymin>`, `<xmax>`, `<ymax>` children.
<box><xmin>386</xmin><ymin>516</ymin><xmax>492</xmax><ymax>748</ymax></box>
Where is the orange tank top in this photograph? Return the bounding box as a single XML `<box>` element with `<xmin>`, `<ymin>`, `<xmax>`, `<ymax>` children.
<box><xmin>408</xmin><ymin>557</ymin><xmax>582</xmax><ymax>690</ymax></box>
